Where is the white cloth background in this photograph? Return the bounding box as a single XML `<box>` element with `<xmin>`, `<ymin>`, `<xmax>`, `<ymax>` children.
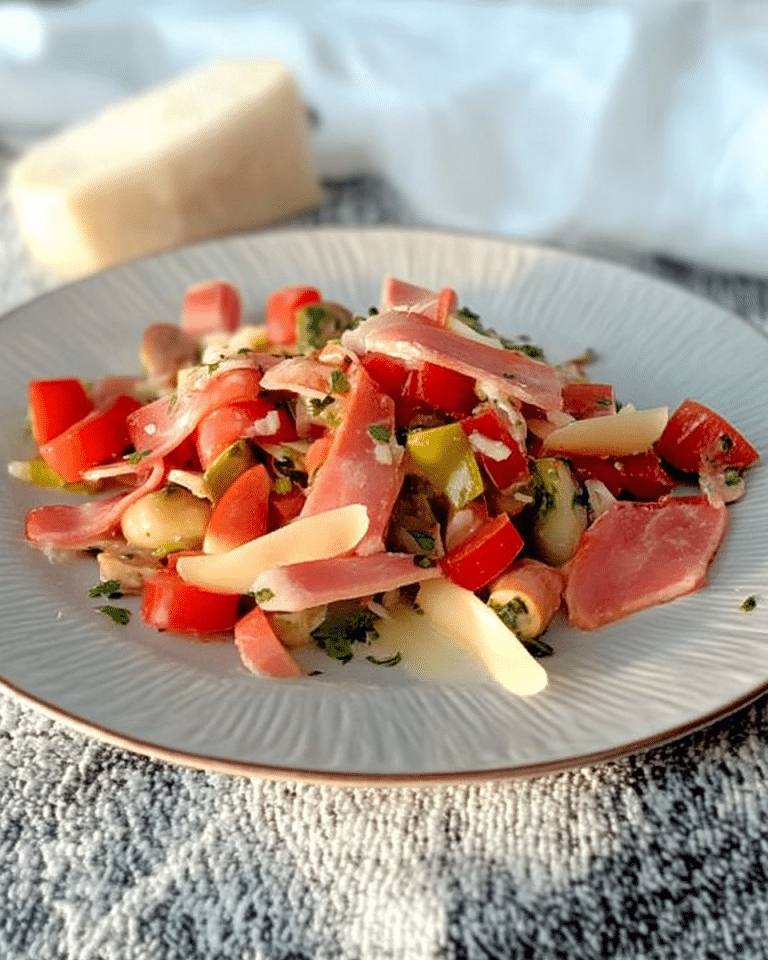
<box><xmin>1</xmin><ymin>0</ymin><xmax>767</xmax><ymax>275</ymax></box>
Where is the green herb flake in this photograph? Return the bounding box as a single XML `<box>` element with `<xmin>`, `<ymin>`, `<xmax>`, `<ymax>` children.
<box><xmin>596</xmin><ymin>397</ymin><xmax>613</xmax><ymax>407</ymax></box>
<box><xmin>254</xmin><ymin>588</ymin><xmax>276</xmax><ymax>605</ymax></box>
<box><xmin>368</xmin><ymin>306</ymin><xmax>379</xmax><ymax>316</ymax></box>
<box><xmin>330</xmin><ymin>370</ymin><xmax>351</xmax><ymax>394</ymax></box>
<box><xmin>720</xmin><ymin>433</ymin><xmax>734</xmax><ymax>453</ymax></box>
<box><xmin>503</xmin><ymin>341</ymin><xmax>545</xmax><ymax>360</ymax></box>
<box><xmin>366</xmin><ymin>652</ymin><xmax>403</xmax><ymax>667</ymax></box>
<box><xmin>409</xmin><ymin>530</ymin><xmax>435</xmax><ymax>552</ymax></box>
<box><xmin>205</xmin><ymin>360</ymin><xmax>222</xmax><ymax>375</ymax></box>
<box><xmin>489</xmin><ymin>597</ymin><xmax>528</xmax><ymax>633</ymax></box>
<box><xmin>96</xmin><ymin>605</ymin><xmax>131</xmax><ymax>626</ymax></box>
<box><xmin>311</xmin><ymin>603</ymin><xmax>380</xmax><ymax>664</ymax></box>
<box><xmin>303</xmin><ymin>305</ymin><xmax>331</xmax><ymax>348</ymax></box>
<box><xmin>522</xmin><ymin>636</ymin><xmax>554</xmax><ymax>658</ymax></box>
<box><xmin>307</xmin><ymin>395</ymin><xmax>335</xmax><ymax>418</ymax></box>
<box><xmin>723</xmin><ymin>468</ymin><xmax>742</xmax><ymax>487</ymax></box>
<box><xmin>126</xmin><ymin>449</ymin><xmax>151</xmax><ymax>465</ymax></box>
<box><xmin>273</xmin><ymin>476</ymin><xmax>293</xmax><ymax>495</ymax></box>
<box><xmin>741</xmin><ymin>595</ymin><xmax>758</xmax><ymax>612</ymax></box>
<box><xmin>368</xmin><ymin>424</ymin><xmax>392</xmax><ymax>444</ymax></box>
<box><xmin>457</xmin><ymin>306</ymin><xmax>482</xmax><ymax>331</ymax></box>
<box><xmin>89</xmin><ymin>579</ymin><xmax>123</xmax><ymax>599</ymax></box>
<box><xmin>413</xmin><ymin>555</ymin><xmax>436</xmax><ymax>569</ymax></box>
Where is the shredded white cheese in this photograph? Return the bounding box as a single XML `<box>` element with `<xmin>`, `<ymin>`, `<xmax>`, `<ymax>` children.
<box><xmin>251</xmin><ymin>411</ymin><xmax>281</xmax><ymax>435</ymax></box>
<box><xmin>467</xmin><ymin>431</ymin><xmax>511</xmax><ymax>462</ymax></box>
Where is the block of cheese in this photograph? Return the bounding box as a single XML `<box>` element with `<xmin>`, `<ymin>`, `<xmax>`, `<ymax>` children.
<box><xmin>8</xmin><ymin>59</ymin><xmax>323</xmax><ymax>276</ymax></box>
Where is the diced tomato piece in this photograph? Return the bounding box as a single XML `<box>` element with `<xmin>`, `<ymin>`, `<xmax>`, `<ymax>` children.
<box><xmin>39</xmin><ymin>394</ymin><xmax>142</xmax><ymax>483</ymax></box>
<box><xmin>617</xmin><ymin>450</ymin><xmax>675</xmax><ymax>500</ymax></box>
<box><xmin>195</xmin><ymin>398</ymin><xmax>296</xmax><ymax>469</ymax></box>
<box><xmin>265</xmin><ymin>285</ymin><xmax>321</xmax><ymax>346</ymax></box>
<box><xmin>28</xmin><ymin>379</ymin><xmax>94</xmax><ymax>445</ymax></box>
<box><xmin>399</xmin><ymin>361</ymin><xmax>478</xmax><ymax>424</ymax></box>
<box><xmin>440</xmin><ymin>513</ymin><xmax>524</xmax><ymax>592</ymax></box>
<box><xmin>561</xmin><ymin>382</ymin><xmax>616</xmax><ymax>419</ymax></box>
<box><xmin>268</xmin><ymin>482</ymin><xmax>305</xmax><ymax>530</ymax></box>
<box><xmin>460</xmin><ymin>407</ymin><xmax>530</xmax><ymax>490</ymax></box>
<box><xmin>234</xmin><ymin>606</ymin><xmax>302</xmax><ymax>678</ymax></box>
<box><xmin>569</xmin><ymin>455</ymin><xmax>626</xmax><ymax>497</ymax></box>
<box><xmin>142</xmin><ymin>570</ymin><xmax>242</xmax><ymax>634</ymax></box>
<box><xmin>204</xmin><ymin>463</ymin><xmax>271</xmax><ymax>553</ymax></box>
<box><xmin>181</xmin><ymin>280</ymin><xmax>242</xmax><ymax>337</ymax></box>
<box><xmin>359</xmin><ymin>353</ymin><xmax>410</xmax><ymax>399</ymax></box>
<box><xmin>164</xmin><ymin>434</ymin><xmax>201</xmax><ymax>472</ymax></box>
<box><xmin>656</xmin><ymin>399</ymin><xmax>759</xmax><ymax>474</ymax></box>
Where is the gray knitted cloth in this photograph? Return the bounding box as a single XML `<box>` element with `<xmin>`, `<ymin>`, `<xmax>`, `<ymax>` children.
<box><xmin>2</xmin><ymin>160</ymin><xmax>768</xmax><ymax>960</ymax></box>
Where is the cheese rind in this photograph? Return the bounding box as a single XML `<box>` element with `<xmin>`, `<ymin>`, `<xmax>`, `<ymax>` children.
<box><xmin>9</xmin><ymin>60</ymin><xmax>323</xmax><ymax>276</ymax></box>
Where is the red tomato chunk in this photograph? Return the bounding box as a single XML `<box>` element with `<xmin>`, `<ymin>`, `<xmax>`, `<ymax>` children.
<box><xmin>142</xmin><ymin>570</ymin><xmax>242</xmax><ymax>634</ymax></box>
<box><xmin>265</xmin><ymin>285</ymin><xmax>321</xmax><ymax>346</ymax></box>
<box><xmin>656</xmin><ymin>399</ymin><xmax>759</xmax><ymax>474</ymax></box>
<box><xmin>440</xmin><ymin>512</ymin><xmax>524</xmax><ymax>592</ymax></box>
<box><xmin>28</xmin><ymin>378</ymin><xmax>94</xmax><ymax>445</ymax></box>
<box><xmin>181</xmin><ymin>280</ymin><xmax>242</xmax><ymax>338</ymax></box>
<box><xmin>39</xmin><ymin>394</ymin><xmax>141</xmax><ymax>482</ymax></box>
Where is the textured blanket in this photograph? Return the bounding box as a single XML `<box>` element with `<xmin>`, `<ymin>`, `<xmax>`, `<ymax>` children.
<box><xmin>2</xmin><ymin>166</ymin><xmax>768</xmax><ymax>960</ymax></box>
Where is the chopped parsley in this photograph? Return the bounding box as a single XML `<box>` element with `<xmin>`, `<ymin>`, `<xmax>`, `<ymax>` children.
<box><xmin>489</xmin><ymin>597</ymin><xmax>528</xmax><ymax>633</ymax></box>
<box><xmin>741</xmin><ymin>595</ymin><xmax>758</xmax><ymax>612</ymax></box>
<box><xmin>273</xmin><ymin>476</ymin><xmax>293</xmax><ymax>495</ymax></box>
<box><xmin>720</xmin><ymin>434</ymin><xmax>734</xmax><ymax>453</ymax></box>
<box><xmin>311</xmin><ymin>603</ymin><xmax>379</xmax><ymax>664</ymax></box>
<box><xmin>368</xmin><ymin>424</ymin><xmax>392</xmax><ymax>444</ymax></box>
<box><xmin>126</xmin><ymin>449</ymin><xmax>151</xmax><ymax>465</ymax></box>
<box><xmin>307</xmin><ymin>395</ymin><xmax>335</xmax><ymax>418</ymax></box>
<box><xmin>205</xmin><ymin>359</ymin><xmax>222</xmax><ymax>375</ymax></box>
<box><xmin>302</xmin><ymin>305</ymin><xmax>333</xmax><ymax>348</ymax></box>
<box><xmin>330</xmin><ymin>370</ymin><xmax>350</xmax><ymax>393</ymax></box>
<box><xmin>723</xmin><ymin>468</ymin><xmax>742</xmax><ymax>487</ymax></box>
<box><xmin>366</xmin><ymin>652</ymin><xmax>403</xmax><ymax>667</ymax></box>
<box><xmin>409</xmin><ymin>530</ymin><xmax>435</xmax><ymax>553</ymax></box>
<box><xmin>96</xmin><ymin>605</ymin><xmax>131</xmax><ymax>626</ymax></box>
<box><xmin>253</xmin><ymin>588</ymin><xmax>276</xmax><ymax>605</ymax></box>
<box><xmin>89</xmin><ymin>579</ymin><xmax>123</xmax><ymax>599</ymax></box>
<box><xmin>368</xmin><ymin>306</ymin><xmax>379</xmax><ymax>316</ymax></box>
<box><xmin>413</xmin><ymin>555</ymin><xmax>436</xmax><ymax>569</ymax></box>
<box><xmin>457</xmin><ymin>305</ymin><xmax>482</xmax><ymax>329</ymax></box>
<box><xmin>506</xmin><ymin>342</ymin><xmax>546</xmax><ymax>360</ymax></box>
<box><xmin>489</xmin><ymin>598</ymin><xmax>553</xmax><ymax>658</ymax></box>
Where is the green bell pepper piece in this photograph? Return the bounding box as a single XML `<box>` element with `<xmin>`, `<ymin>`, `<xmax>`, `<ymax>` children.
<box><xmin>406</xmin><ymin>422</ymin><xmax>484</xmax><ymax>509</ymax></box>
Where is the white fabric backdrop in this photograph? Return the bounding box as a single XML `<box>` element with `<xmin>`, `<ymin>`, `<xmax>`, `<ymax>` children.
<box><xmin>1</xmin><ymin>0</ymin><xmax>767</xmax><ymax>275</ymax></box>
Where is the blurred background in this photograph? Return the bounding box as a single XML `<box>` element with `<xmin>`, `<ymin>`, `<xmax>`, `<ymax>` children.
<box><xmin>1</xmin><ymin>0</ymin><xmax>768</xmax><ymax>285</ymax></box>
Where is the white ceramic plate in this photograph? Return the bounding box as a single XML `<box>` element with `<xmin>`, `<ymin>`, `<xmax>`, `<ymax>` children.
<box><xmin>1</xmin><ymin>227</ymin><xmax>767</xmax><ymax>784</ymax></box>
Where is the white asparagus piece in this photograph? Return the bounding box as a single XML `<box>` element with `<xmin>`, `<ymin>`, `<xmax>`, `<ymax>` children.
<box><xmin>176</xmin><ymin>503</ymin><xmax>369</xmax><ymax>595</ymax></box>
<box><xmin>417</xmin><ymin>579</ymin><xmax>548</xmax><ymax>697</ymax></box>
<box><xmin>542</xmin><ymin>406</ymin><xmax>668</xmax><ymax>457</ymax></box>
